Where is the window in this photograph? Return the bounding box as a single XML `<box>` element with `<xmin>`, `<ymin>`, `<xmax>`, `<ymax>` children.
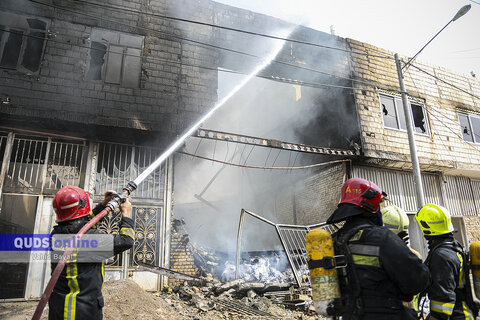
<box><xmin>379</xmin><ymin>94</ymin><xmax>429</xmax><ymax>135</ymax></box>
<box><xmin>0</xmin><ymin>12</ymin><xmax>48</xmax><ymax>73</ymax></box>
<box><xmin>86</xmin><ymin>29</ymin><xmax>143</xmax><ymax>88</ymax></box>
<box><xmin>458</xmin><ymin>112</ymin><xmax>480</xmax><ymax>143</ymax></box>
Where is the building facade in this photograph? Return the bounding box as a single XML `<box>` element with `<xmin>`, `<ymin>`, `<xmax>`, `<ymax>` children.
<box><xmin>347</xmin><ymin>39</ymin><xmax>480</xmax><ymax>258</ymax></box>
<box><xmin>1</xmin><ymin>0</ymin><xmax>479</xmax><ymax>301</ymax></box>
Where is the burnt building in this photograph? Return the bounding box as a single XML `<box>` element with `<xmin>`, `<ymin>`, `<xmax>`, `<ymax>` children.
<box><xmin>0</xmin><ymin>0</ymin><xmax>478</xmax><ymax>301</ymax></box>
<box><xmin>0</xmin><ymin>0</ymin><xmax>357</xmax><ymax>299</ymax></box>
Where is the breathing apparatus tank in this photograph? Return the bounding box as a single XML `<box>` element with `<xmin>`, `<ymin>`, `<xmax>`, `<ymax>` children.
<box><xmin>470</xmin><ymin>241</ymin><xmax>480</xmax><ymax>299</ymax></box>
<box><xmin>306</xmin><ymin>228</ymin><xmax>341</xmax><ymax>315</ymax></box>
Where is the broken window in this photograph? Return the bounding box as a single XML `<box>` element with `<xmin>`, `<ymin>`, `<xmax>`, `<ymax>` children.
<box><xmin>379</xmin><ymin>94</ymin><xmax>429</xmax><ymax>135</ymax></box>
<box><xmin>0</xmin><ymin>12</ymin><xmax>48</xmax><ymax>73</ymax></box>
<box><xmin>458</xmin><ymin>112</ymin><xmax>480</xmax><ymax>143</ymax></box>
<box><xmin>86</xmin><ymin>29</ymin><xmax>143</xmax><ymax>88</ymax></box>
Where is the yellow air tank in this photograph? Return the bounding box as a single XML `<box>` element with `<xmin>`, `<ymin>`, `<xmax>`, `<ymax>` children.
<box><xmin>470</xmin><ymin>241</ymin><xmax>480</xmax><ymax>299</ymax></box>
<box><xmin>306</xmin><ymin>228</ymin><xmax>341</xmax><ymax>315</ymax></box>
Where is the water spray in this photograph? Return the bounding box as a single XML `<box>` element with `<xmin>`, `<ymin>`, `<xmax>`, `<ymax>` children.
<box><xmin>32</xmin><ymin>29</ymin><xmax>291</xmax><ymax>320</ymax></box>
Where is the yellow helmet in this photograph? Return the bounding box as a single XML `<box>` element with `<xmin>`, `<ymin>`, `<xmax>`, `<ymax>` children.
<box><xmin>416</xmin><ymin>203</ymin><xmax>454</xmax><ymax>236</ymax></box>
<box><xmin>381</xmin><ymin>205</ymin><xmax>409</xmax><ymax>235</ymax></box>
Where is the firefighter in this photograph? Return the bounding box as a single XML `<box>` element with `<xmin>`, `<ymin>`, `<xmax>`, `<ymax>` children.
<box><xmin>326</xmin><ymin>178</ymin><xmax>430</xmax><ymax>320</ymax></box>
<box><xmin>48</xmin><ymin>186</ymin><xmax>135</xmax><ymax>320</ymax></box>
<box><xmin>381</xmin><ymin>204</ymin><xmax>422</xmax><ymax>257</ymax></box>
<box><xmin>381</xmin><ymin>204</ymin><xmax>409</xmax><ymax>242</ymax></box>
<box><xmin>381</xmin><ymin>204</ymin><xmax>422</xmax><ymax>311</ymax></box>
<box><xmin>416</xmin><ymin>203</ymin><xmax>479</xmax><ymax>320</ymax></box>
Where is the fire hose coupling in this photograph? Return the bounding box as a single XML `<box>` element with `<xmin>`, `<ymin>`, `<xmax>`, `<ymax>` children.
<box><xmin>105</xmin><ymin>181</ymin><xmax>137</xmax><ymax>212</ymax></box>
<box><xmin>122</xmin><ymin>181</ymin><xmax>137</xmax><ymax>196</ymax></box>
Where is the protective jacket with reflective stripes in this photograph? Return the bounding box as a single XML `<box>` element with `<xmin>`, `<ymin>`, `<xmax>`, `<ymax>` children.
<box><xmin>426</xmin><ymin>238</ymin><xmax>476</xmax><ymax>320</ymax></box>
<box><xmin>48</xmin><ymin>203</ymin><xmax>135</xmax><ymax>320</ymax></box>
<box><xmin>332</xmin><ymin>215</ymin><xmax>430</xmax><ymax>320</ymax></box>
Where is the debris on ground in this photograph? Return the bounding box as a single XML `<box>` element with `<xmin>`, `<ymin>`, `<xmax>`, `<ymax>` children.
<box><xmin>0</xmin><ymin>279</ymin><xmax>324</xmax><ymax>320</ymax></box>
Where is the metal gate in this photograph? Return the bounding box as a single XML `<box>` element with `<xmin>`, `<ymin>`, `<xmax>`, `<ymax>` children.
<box><xmin>0</xmin><ymin>131</ymin><xmax>88</xmax><ymax>300</ymax></box>
<box><xmin>235</xmin><ymin>209</ymin><xmax>337</xmax><ymax>287</ymax></box>
<box><xmin>92</xmin><ymin>141</ymin><xmax>172</xmax><ymax>287</ymax></box>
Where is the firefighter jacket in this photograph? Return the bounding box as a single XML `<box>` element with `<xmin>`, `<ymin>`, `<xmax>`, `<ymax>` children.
<box><xmin>425</xmin><ymin>236</ymin><xmax>477</xmax><ymax>320</ymax></box>
<box><xmin>332</xmin><ymin>213</ymin><xmax>430</xmax><ymax>320</ymax></box>
<box><xmin>48</xmin><ymin>203</ymin><xmax>135</xmax><ymax>320</ymax></box>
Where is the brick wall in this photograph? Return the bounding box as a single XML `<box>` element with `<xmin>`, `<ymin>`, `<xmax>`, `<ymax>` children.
<box><xmin>347</xmin><ymin>39</ymin><xmax>480</xmax><ymax>173</ymax></box>
<box><xmin>347</xmin><ymin>39</ymin><xmax>480</xmax><ymax>245</ymax></box>
<box><xmin>169</xmin><ymin>228</ymin><xmax>199</xmax><ymax>281</ymax></box>
<box><xmin>464</xmin><ymin>216</ymin><xmax>480</xmax><ymax>244</ymax></box>
<box><xmin>0</xmin><ymin>0</ymin><xmax>218</xmax><ymax>142</ymax></box>
<box><xmin>274</xmin><ymin>163</ymin><xmax>345</xmax><ymax>225</ymax></box>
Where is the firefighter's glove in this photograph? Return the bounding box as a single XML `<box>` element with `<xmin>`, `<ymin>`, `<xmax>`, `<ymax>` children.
<box><xmin>102</xmin><ymin>190</ymin><xmax>117</xmax><ymax>206</ymax></box>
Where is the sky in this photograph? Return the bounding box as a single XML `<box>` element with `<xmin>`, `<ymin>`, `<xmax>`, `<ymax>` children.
<box><xmin>214</xmin><ymin>0</ymin><xmax>480</xmax><ymax>78</ymax></box>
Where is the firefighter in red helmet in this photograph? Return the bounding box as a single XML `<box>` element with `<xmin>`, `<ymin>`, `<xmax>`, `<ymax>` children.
<box><xmin>325</xmin><ymin>178</ymin><xmax>430</xmax><ymax>320</ymax></box>
<box><xmin>49</xmin><ymin>186</ymin><xmax>135</xmax><ymax>320</ymax></box>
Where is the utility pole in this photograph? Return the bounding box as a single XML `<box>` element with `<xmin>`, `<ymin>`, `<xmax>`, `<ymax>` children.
<box><xmin>395</xmin><ymin>53</ymin><xmax>425</xmax><ymax>209</ymax></box>
<box><xmin>391</xmin><ymin>4</ymin><xmax>470</xmax><ymax>210</ymax></box>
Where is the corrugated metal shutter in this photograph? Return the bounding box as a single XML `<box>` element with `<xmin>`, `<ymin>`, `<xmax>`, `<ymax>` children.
<box><xmin>352</xmin><ymin>166</ymin><xmax>442</xmax><ymax>213</ymax></box>
<box><xmin>471</xmin><ymin>180</ymin><xmax>480</xmax><ymax>212</ymax></box>
<box><xmin>443</xmin><ymin>176</ymin><xmax>477</xmax><ymax>216</ymax></box>
<box><xmin>399</xmin><ymin>171</ymin><xmax>417</xmax><ymax>212</ymax></box>
<box><xmin>422</xmin><ymin>174</ymin><xmax>443</xmax><ymax>207</ymax></box>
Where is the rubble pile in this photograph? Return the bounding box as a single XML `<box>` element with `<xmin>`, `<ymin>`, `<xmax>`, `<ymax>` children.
<box><xmin>103</xmin><ymin>278</ymin><xmax>322</xmax><ymax>320</ymax></box>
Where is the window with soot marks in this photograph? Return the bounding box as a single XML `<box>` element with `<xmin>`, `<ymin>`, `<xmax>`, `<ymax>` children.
<box><xmin>379</xmin><ymin>94</ymin><xmax>429</xmax><ymax>135</ymax></box>
<box><xmin>0</xmin><ymin>12</ymin><xmax>48</xmax><ymax>74</ymax></box>
<box><xmin>86</xmin><ymin>29</ymin><xmax>143</xmax><ymax>88</ymax></box>
<box><xmin>458</xmin><ymin>112</ymin><xmax>480</xmax><ymax>143</ymax></box>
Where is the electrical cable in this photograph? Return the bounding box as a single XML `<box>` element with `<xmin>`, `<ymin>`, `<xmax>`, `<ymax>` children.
<box><xmin>178</xmin><ymin>151</ymin><xmax>350</xmax><ymax>170</ymax></box>
<box><xmin>25</xmin><ymin>0</ymin><xmax>400</xmax><ymax>92</ymax></box>
<box><xmin>423</xmin><ymin>105</ymin><xmax>480</xmax><ymax>153</ymax></box>
<box><xmin>0</xmin><ymin>27</ymin><xmax>387</xmax><ymax>94</ymax></box>
<box><xmin>44</xmin><ymin>0</ymin><xmax>394</xmax><ymax>60</ymax></box>
<box><xmin>406</xmin><ymin>69</ymin><xmax>480</xmax><ymax>154</ymax></box>
<box><xmin>408</xmin><ymin>63</ymin><xmax>480</xmax><ymax>100</ymax></box>
<box><xmin>14</xmin><ymin>2</ymin><xmax>480</xmax><ymax>105</ymax></box>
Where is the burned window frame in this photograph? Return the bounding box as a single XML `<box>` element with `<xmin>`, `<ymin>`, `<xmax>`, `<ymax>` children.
<box><xmin>86</xmin><ymin>28</ymin><xmax>143</xmax><ymax>88</ymax></box>
<box><xmin>378</xmin><ymin>93</ymin><xmax>430</xmax><ymax>136</ymax></box>
<box><xmin>457</xmin><ymin>111</ymin><xmax>480</xmax><ymax>144</ymax></box>
<box><xmin>0</xmin><ymin>12</ymin><xmax>48</xmax><ymax>74</ymax></box>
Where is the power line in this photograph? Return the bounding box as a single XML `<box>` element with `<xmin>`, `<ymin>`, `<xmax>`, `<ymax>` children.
<box><xmin>408</xmin><ymin>63</ymin><xmax>480</xmax><ymax>100</ymax></box>
<box><xmin>0</xmin><ymin>28</ymin><xmax>384</xmax><ymax>94</ymax></box>
<box><xmin>50</xmin><ymin>28</ymin><xmax>389</xmax><ymax>91</ymax></box>
<box><xmin>24</xmin><ymin>1</ymin><xmax>395</xmax><ymax>92</ymax></box>
<box><xmin>423</xmin><ymin>104</ymin><xmax>480</xmax><ymax>154</ymax></box>
<box><xmin>56</xmin><ymin>0</ymin><xmax>394</xmax><ymax>60</ymax></box>
<box><xmin>178</xmin><ymin>151</ymin><xmax>350</xmax><ymax>170</ymax></box>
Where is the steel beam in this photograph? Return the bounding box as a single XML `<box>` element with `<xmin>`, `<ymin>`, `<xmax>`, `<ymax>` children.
<box><xmin>195</xmin><ymin>129</ymin><xmax>357</xmax><ymax>156</ymax></box>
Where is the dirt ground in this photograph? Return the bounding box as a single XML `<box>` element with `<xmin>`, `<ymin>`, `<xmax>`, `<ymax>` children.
<box><xmin>0</xmin><ymin>279</ymin><xmax>323</xmax><ymax>320</ymax></box>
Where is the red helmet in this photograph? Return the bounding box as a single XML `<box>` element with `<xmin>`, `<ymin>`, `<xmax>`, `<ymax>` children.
<box><xmin>53</xmin><ymin>186</ymin><xmax>91</xmax><ymax>222</ymax></box>
<box><xmin>339</xmin><ymin>178</ymin><xmax>386</xmax><ymax>213</ymax></box>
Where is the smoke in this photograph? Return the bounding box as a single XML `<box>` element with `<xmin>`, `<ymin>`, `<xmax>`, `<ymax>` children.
<box><xmin>171</xmin><ymin>1</ymin><xmax>358</xmax><ymax>256</ymax></box>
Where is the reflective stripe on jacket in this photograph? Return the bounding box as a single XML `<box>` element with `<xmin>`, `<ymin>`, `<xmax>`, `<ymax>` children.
<box><xmin>333</xmin><ymin>216</ymin><xmax>430</xmax><ymax>320</ymax></box>
<box><xmin>48</xmin><ymin>203</ymin><xmax>134</xmax><ymax>320</ymax></box>
<box><xmin>427</xmin><ymin>241</ymin><xmax>475</xmax><ymax>320</ymax></box>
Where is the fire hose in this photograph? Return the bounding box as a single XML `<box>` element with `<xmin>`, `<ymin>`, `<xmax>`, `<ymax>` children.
<box><xmin>31</xmin><ymin>182</ymin><xmax>137</xmax><ymax>320</ymax></box>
